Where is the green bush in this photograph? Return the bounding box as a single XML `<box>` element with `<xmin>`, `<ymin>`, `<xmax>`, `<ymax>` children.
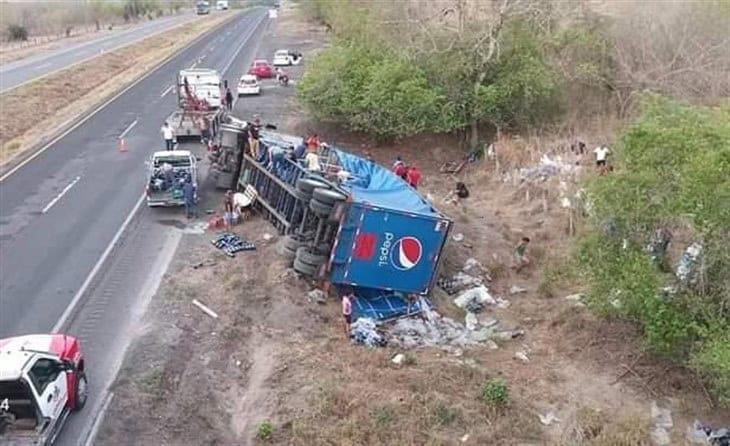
<box><xmin>481</xmin><ymin>378</ymin><xmax>509</xmax><ymax>408</ymax></box>
<box><xmin>579</xmin><ymin>97</ymin><xmax>730</xmax><ymax>405</ymax></box>
<box><xmin>256</xmin><ymin>420</ymin><xmax>274</xmax><ymax>440</ymax></box>
<box><xmin>7</xmin><ymin>24</ymin><xmax>28</xmax><ymax>41</ymax></box>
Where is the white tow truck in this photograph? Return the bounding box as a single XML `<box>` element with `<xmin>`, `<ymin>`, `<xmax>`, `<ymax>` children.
<box><xmin>0</xmin><ymin>335</ymin><xmax>88</xmax><ymax>446</ymax></box>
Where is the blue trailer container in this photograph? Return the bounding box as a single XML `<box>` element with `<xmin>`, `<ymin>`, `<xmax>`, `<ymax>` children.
<box><xmin>328</xmin><ymin>150</ymin><xmax>451</xmax><ymax>295</ymax></box>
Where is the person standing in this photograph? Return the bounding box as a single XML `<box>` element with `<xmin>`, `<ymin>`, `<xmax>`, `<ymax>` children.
<box><xmin>223</xmin><ymin>190</ymin><xmax>234</xmax><ymax>229</ymax></box>
<box><xmin>182</xmin><ymin>178</ymin><xmax>197</xmax><ymax>219</ymax></box>
<box><xmin>341</xmin><ymin>289</ymin><xmax>354</xmax><ymax>337</ymax></box>
<box><xmin>161</xmin><ymin>122</ymin><xmax>174</xmax><ymax>151</ymax></box>
<box><xmin>248</xmin><ymin>119</ymin><xmax>261</xmax><ymax>159</ymax></box>
<box><xmin>306</xmin><ymin>133</ymin><xmax>320</xmax><ymax>151</ymax></box>
<box><xmin>593</xmin><ymin>145</ymin><xmax>610</xmax><ymax>172</ymax></box>
<box><xmin>512</xmin><ymin>237</ymin><xmax>531</xmax><ymax>273</ymax></box>
<box><xmin>225</xmin><ymin>87</ymin><xmax>234</xmax><ymax>111</ymax></box>
<box><xmin>406</xmin><ymin>165</ymin><xmax>422</xmax><ymax>189</ymax></box>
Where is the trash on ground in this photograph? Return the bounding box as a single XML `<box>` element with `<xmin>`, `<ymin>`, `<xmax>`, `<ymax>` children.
<box><xmin>351</xmin><ymin>317</ymin><xmax>386</xmax><ymax>348</ymax></box>
<box><xmin>438</xmin><ymin>272</ymin><xmax>483</xmax><ymax>295</ymax></box>
<box><xmin>462</xmin><ymin>258</ymin><xmax>490</xmax><ymax>280</ymax></box>
<box><xmin>211</xmin><ymin>232</ymin><xmax>256</xmax><ymax>257</ymax></box>
<box><xmin>391</xmin><ymin>353</ymin><xmax>405</xmax><ymax>365</ymax></box>
<box><xmin>515</xmin><ymin>350</ymin><xmax>530</xmax><ymax>363</ymax></box>
<box><xmin>388</xmin><ymin>312</ymin><xmax>494</xmax><ymax>348</ymax></box>
<box><xmin>191</xmin><ymin>260</ymin><xmax>217</xmax><ymax>269</ymax></box>
<box><xmin>262</xmin><ymin>233</ymin><xmax>273</xmax><ymax>241</ymax></box>
<box><xmin>510</xmin><ymin>285</ymin><xmax>527</xmax><ymax>295</ymax></box>
<box><xmin>465</xmin><ymin>312</ymin><xmax>479</xmax><ymax>330</ymax></box>
<box><xmin>496</xmin><ymin>297</ymin><xmax>511</xmax><ymax>309</ymax></box>
<box><xmin>454</xmin><ymin>286</ymin><xmax>495</xmax><ymax>312</ymax></box>
<box><xmin>460</xmin><ymin>434</ymin><xmax>470</xmax><ymax>443</ymax></box>
<box><xmin>452</xmin><ymin>233</ymin><xmax>464</xmax><ymax>242</ymax></box>
<box><xmin>192</xmin><ymin>299</ymin><xmax>219</xmax><ymax>319</ymax></box>
<box><xmin>485</xmin><ymin>340</ymin><xmax>499</xmax><ymax>350</ymax></box>
<box><xmin>564</xmin><ymin>293</ymin><xmax>583</xmax><ymax>301</ymax></box>
<box><xmin>688</xmin><ymin>421</ymin><xmax>730</xmax><ymax>446</ymax></box>
<box><xmin>307</xmin><ymin>289</ymin><xmax>326</xmax><ymax>304</ymax></box>
<box><xmin>676</xmin><ymin>242</ymin><xmax>703</xmax><ymax>285</ymax></box>
<box><xmin>492</xmin><ymin>328</ymin><xmax>525</xmax><ymax>341</ymax></box>
<box><xmin>650</xmin><ymin>401</ymin><xmax>673</xmax><ymax>446</ymax></box>
<box><xmin>514</xmin><ymin>154</ymin><xmax>579</xmax><ymax>183</ymax></box>
<box><xmin>538</xmin><ymin>411</ymin><xmax>560</xmax><ymax>426</ymax></box>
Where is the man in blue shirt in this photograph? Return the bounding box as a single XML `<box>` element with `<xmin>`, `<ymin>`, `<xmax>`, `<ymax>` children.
<box><xmin>182</xmin><ymin>178</ymin><xmax>197</xmax><ymax>219</ymax></box>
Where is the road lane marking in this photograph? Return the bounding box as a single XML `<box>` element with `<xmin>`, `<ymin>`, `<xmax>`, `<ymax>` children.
<box><xmin>220</xmin><ymin>14</ymin><xmax>266</xmax><ymax>75</ymax></box>
<box><xmin>41</xmin><ymin>176</ymin><xmax>81</xmax><ymax>214</ymax></box>
<box><xmin>51</xmin><ymin>193</ymin><xmax>145</xmax><ymax>333</ymax></box>
<box><xmin>83</xmin><ymin>391</ymin><xmax>114</xmax><ymax>446</ymax></box>
<box><xmin>34</xmin><ymin>62</ymin><xmax>52</xmax><ymax>70</ymax></box>
<box><xmin>0</xmin><ymin>11</ymin><xmax>248</xmax><ymax>182</ymax></box>
<box><xmin>160</xmin><ymin>84</ymin><xmax>174</xmax><ymax>98</ymax></box>
<box><xmin>118</xmin><ymin>119</ymin><xmax>138</xmax><ymax>138</ymax></box>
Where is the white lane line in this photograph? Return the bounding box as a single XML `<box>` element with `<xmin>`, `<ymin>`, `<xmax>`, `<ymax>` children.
<box><xmin>83</xmin><ymin>391</ymin><xmax>114</xmax><ymax>446</ymax></box>
<box><xmin>52</xmin><ymin>193</ymin><xmax>145</xmax><ymax>333</ymax></box>
<box><xmin>118</xmin><ymin>119</ymin><xmax>138</xmax><ymax>139</ymax></box>
<box><xmin>41</xmin><ymin>176</ymin><xmax>81</xmax><ymax>214</ymax></box>
<box><xmin>220</xmin><ymin>14</ymin><xmax>266</xmax><ymax>75</ymax></box>
<box><xmin>160</xmin><ymin>84</ymin><xmax>173</xmax><ymax>98</ymax></box>
<box><xmin>34</xmin><ymin>62</ymin><xmax>52</xmax><ymax>70</ymax></box>
<box><xmin>0</xmin><ymin>12</ymin><xmax>244</xmax><ymax>182</ymax></box>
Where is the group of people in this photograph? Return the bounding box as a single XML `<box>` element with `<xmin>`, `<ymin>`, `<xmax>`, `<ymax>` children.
<box><xmin>392</xmin><ymin>156</ymin><xmax>422</xmax><ymax>189</ymax></box>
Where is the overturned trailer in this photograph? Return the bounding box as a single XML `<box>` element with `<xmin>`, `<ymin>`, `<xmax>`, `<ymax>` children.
<box><xmin>236</xmin><ymin>131</ymin><xmax>452</xmax><ymax>297</ymax></box>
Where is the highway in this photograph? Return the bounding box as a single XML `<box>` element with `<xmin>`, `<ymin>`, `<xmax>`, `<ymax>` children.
<box><xmin>0</xmin><ymin>8</ymin><xmax>269</xmax><ymax>444</ymax></box>
<box><xmin>0</xmin><ymin>12</ymin><xmax>199</xmax><ymax>93</ymax></box>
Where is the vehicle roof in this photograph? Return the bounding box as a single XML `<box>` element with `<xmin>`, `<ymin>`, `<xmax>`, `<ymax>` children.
<box><xmin>179</xmin><ymin>68</ymin><xmax>220</xmax><ymax>76</ymax></box>
<box><xmin>0</xmin><ymin>335</ymin><xmax>66</xmax><ymax>380</ymax></box>
<box><xmin>253</xmin><ymin>59</ymin><xmax>269</xmax><ymax>64</ymax></box>
<box><xmin>240</xmin><ymin>74</ymin><xmax>258</xmax><ymax>81</ymax></box>
<box><xmin>153</xmin><ymin>150</ymin><xmax>192</xmax><ymax>157</ymax></box>
<box><xmin>275</xmin><ymin>49</ymin><xmax>289</xmax><ymax>54</ymax></box>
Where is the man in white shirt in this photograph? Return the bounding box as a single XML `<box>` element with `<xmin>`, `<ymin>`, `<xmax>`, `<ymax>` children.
<box><xmin>161</xmin><ymin>122</ymin><xmax>174</xmax><ymax>151</ymax></box>
<box><xmin>593</xmin><ymin>145</ymin><xmax>610</xmax><ymax>169</ymax></box>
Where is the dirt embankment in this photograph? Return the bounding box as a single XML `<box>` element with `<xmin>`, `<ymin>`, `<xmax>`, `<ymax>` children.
<box><xmin>0</xmin><ymin>12</ymin><xmax>231</xmax><ymax>169</ymax></box>
<box><xmin>97</xmin><ymin>4</ymin><xmax>729</xmax><ymax>446</ymax></box>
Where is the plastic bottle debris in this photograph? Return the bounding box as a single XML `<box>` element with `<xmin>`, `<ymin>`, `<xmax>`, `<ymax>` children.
<box><xmin>538</xmin><ymin>411</ymin><xmax>560</xmax><ymax>426</ymax></box>
<box><xmin>677</xmin><ymin>242</ymin><xmax>703</xmax><ymax>285</ymax></box>
<box><xmin>460</xmin><ymin>434</ymin><xmax>470</xmax><ymax>443</ymax></box>
<box><xmin>515</xmin><ymin>351</ymin><xmax>530</xmax><ymax>363</ymax></box>
<box><xmin>391</xmin><ymin>353</ymin><xmax>405</xmax><ymax>365</ymax></box>
<box><xmin>564</xmin><ymin>293</ymin><xmax>583</xmax><ymax>301</ymax></box>
<box><xmin>454</xmin><ymin>286</ymin><xmax>496</xmax><ymax>311</ymax></box>
<box><xmin>465</xmin><ymin>312</ymin><xmax>479</xmax><ymax>331</ymax></box>
<box><xmin>650</xmin><ymin>401</ymin><xmax>673</xmax><ymax>446</ymax></box>
<box><xmin>510</xmin><ymin>285</ymin><xmax>528</xmax><ymax>295</ymax></box>
<box><xmin>452</xmin><ymin>233</ymin><xmax>465</xmax><ymax>242</ymax></box>
<box><xmin>351</xmin><ymin>318</ymin><xmax>386</xmax><ymax>348</ymax></box>
<box><xmin>307</xmin><ymin>289</ymin><xmax>326</xmax><ymax>304</ymax></box>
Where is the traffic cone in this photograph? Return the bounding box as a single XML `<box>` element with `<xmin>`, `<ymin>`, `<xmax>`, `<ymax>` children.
<box><xmin>118</xmin><ymin>138</ymin><xmax>128</xmax><ymax>152</ymax></box>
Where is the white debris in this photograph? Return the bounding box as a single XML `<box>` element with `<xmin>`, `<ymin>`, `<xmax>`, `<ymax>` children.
<box><xmin>496</xmin><ymin>297</ymin><xmax>511</xmax><ymax>309</ymax></box>
<box><xmin>388</xmin><ymin>313</ymin><xmax>494</xmax><ymax>348</ymax></box>
<box><xmin>454</xmin><ymin>286</ymin><xmax>496</xmax><ymax>310</ymax></box>
<box><xmin>391</xmin><ymin>353</ymin><xmax>405</xmax><ymax>365</ymax></box>
<box><xmin>538</xmin><ymin>411</ymin><xmax>560</xmax><ymax>426</ymax></box>
<box><xmin>510</xmin><ymin>285</ymin><xmax>527</xmax><ymax>295</ymax></box>
<box><xmin>611</xmin><ymin>298</ymin><xmax>622</xmax><ymax>309</ymax></box>
<box><xmin>452</xmin><ymin>233</ymin><xmax>465</xmax><ymax>242</ymax></box>
<box><xmin>676</xmin><ymin>242</ymin><xmax>703</xmax><ymax>284</ymax></box>
<box><xmin>460</xmin><ymin>433</ymin><xmax>470</xmax><ymax>443</ymax></box>
<box><xmin>564</xmin><ymin>293</ymin><xmax>583</xmax><ymax>301</ymax></box>
<box><xmin>463</xmin><ymin>258</ymin><xmax>483</xmax><ymax>273</ymax></box>
<box><xmin>192</xmin><ymin>299</ymin><xmax>219</xmax><ymax>319</ymax></box>
<box><xmin>485</xmin><ymin>340</ymin><xmax>499</xmax><ymax>350</ymax></box>
<box><xmin>515</xmin><ymin>351</ymin><xmax>530</xmax><ymax>363</ymax></box>
<box><xmin>307</xmin><ymin>289</ymin><xmax>327</xmax><ymax>304</ymax></box>
<box><xmin>262</xmin><ymin>233</ymin><xmax>273</xmax><ymax>241</ymax></box>
<box><xmin>650</xmin><ymin>401</ymin><xmax>673</xmax><ymax>446</ymax></box>
<box><xmin>465</xmin><ymin>312</ymin><xmax>479</xmax><ymax>330</ymax></box>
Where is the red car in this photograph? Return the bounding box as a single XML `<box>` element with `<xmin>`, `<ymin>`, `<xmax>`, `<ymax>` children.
<box><xmin>248</xmin><ymin>59</ymin><xmax>274</xmax><ymax>79</ymax></box>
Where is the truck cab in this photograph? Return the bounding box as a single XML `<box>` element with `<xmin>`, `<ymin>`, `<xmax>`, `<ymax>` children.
<box><xmin>146</xmin><ymin>150</ymin><xmax>198</xmax><ymax>207</ymax></box>
<box><xmin>0</xmin><ymin>335</ymin><xmax>87</xmax><ymax>446</ymax></box>
<box><xmin>196</xmin><ymin>1</ymin><xmax>210</xmax><ymax>15</ymax></box>
<box><xmin>178</xmin><ymin>68</ymin><xmax>222</xmax><ymax>109</ymax></box>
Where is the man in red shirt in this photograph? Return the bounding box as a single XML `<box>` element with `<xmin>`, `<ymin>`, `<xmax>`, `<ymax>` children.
<box><xmin>407</xmin><ymin>165</ymin><xmax>422</xmax><ymax>189</ymax></box>
<box><xmin>306</xmin><ymin>133</ymin><xmax>321</xmax><ymax>150</ymax></box>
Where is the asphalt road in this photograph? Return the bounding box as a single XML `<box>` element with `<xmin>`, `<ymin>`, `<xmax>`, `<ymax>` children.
<box><xmin>0</xmin><ymin>12</ymin><xmax>202</xmax><ymax>93</ymax></box>
<box><xmin>0</xmin><ymin>7</ymin><xmax>270</xmax><ymax>444</ymax></box>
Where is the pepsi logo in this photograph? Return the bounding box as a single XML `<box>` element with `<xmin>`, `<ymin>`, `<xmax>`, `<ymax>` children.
<box><xmin>390</xmin><ymin>237</ymin><xmax>423</xmax><ymax>271</ymax></box>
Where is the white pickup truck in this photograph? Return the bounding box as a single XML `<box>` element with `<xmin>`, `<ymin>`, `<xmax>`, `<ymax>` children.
<box><xmin>0</xmin><ymin>335</ymin><xmax>88</xmax><ymax>446</ymax></box>
<box><xmin>146</xmin><ymin>150</ymin><xmax>198</xmax><ymax>207</ymax></box>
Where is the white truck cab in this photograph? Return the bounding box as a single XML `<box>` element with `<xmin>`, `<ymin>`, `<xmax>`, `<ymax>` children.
<box><xmin>272</xmin><ymin>49</ymin><xmax>302</xmax><ymax>66</ymax></box>
<box><xmin>0</xmin><ymin>335</ymin><xmax>87</xmax><ymax>446</ymax></box>
<box><xmin>178</xmin><ymin>68</ymin><xmax>222</xmax><ymax>109</ymax></box>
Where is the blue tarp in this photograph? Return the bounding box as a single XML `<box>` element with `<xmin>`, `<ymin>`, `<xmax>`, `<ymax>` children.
<box><xmin>335</xmin><ymin>149</ymin><xmax>438</xmax><ymax>217</ymax></box>
<box><xmin>349</xmin><ymin>287</ymin><xmax>432</xmax><ymax>321</ymax></box>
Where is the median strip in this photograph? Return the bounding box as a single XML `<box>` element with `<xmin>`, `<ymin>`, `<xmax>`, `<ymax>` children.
<box><xmin>0</xmin><ymin>11</ymin><xmax>237</xmax><ymax>173</ymax></box>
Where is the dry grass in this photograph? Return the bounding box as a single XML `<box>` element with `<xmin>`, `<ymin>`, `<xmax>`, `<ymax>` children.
<box><xmin>557</xmin><ymin>407</ymin><xmax>652</xmax><ymax>446</ymax></box>
<box><xmin>0</xmin><ymin>12</ymin><xmax>231</xmax><ymax>168</ymax></box>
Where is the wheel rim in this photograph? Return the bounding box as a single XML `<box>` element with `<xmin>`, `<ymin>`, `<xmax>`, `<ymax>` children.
<box><xmin>77</xmin><ymin>375</ymin><xmax>88</xmax><ymax>404</ymax></box>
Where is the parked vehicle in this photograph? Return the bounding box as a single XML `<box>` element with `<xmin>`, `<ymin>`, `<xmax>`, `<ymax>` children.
<box><xmin>248</xmin><ymin>60</ymin><xmax>274</xmax><ymax>79</ymax></box>
<box><xmin>273</xmin><ymin>49</ymin><xmax>302</xmax><ymax>66</ymax></box>
<box><xmin>216</xmin><ymin>0</ymin><xmax>229</xmax><ymax>10</ymax></box>
<box><xmin>0</xmin><ymin>334</ymin><xmax>87</xmax><ymax>446</ymax></box>
<box><xmin>146</xmin><ymin>150</ymin><xmax>198</xmax><ymax>207</ymax></box>
<box><xmin>195</xmin><ymin>0</ymin><xmax>210</xmax><ymax>14</ymax></box>
<box><xmin>178</xmin><ymin>68</ymin><xmax>222</xmax><ymax>109</ymax></box>
<box><xmin>237</xmin><ymin>74</ymin><xmax>261</xmax><ymax>96</ymax></box>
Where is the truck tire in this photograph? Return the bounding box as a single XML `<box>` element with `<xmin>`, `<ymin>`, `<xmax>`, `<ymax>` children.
<box><xmin>277</xmin><ymin>239</ymin><xmax>297</xmax><ymax>260</ymax></box>
<box><xmin>309</xmin><ymin>199</ymin><xmax>333</xmax><ymax>217</ymax></box>
<box><xmin>293</xmin><ymin>257</ymin><xmax>317</xmax><ymax>276</ymax></box>
<box><xmin>296</xmin><ymin>247</ymin><xmax>328</xmax><ymax>266</ymax></box>
<box><xmin>312</xmin><ymin>188</ymin><xmax>346</xmax><ymax>205</ymax></box>
<box><xmin>283</xmin><ymin>234</ymin><xmax>306</xmax><ymax>251</ymax></box>
<box><xmin>293</xmin><ymin>188</ymin><xmax>312</xmax><ymax>202</ymax></box>
<box><xmin>296</xmin><ymin>178</ymin><xmax>328</xmax><ymax>195</ymax></box>
<box><xmin>73</xmin><ymin>371</ymin><xmax>88</xmax><ymax>411</ymax></box>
